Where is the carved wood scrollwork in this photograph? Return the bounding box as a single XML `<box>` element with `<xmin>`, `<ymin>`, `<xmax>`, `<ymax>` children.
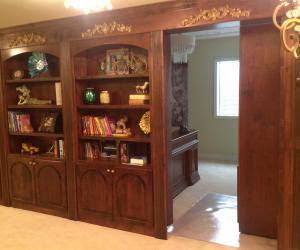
<box><xmin>9</xmin><ymin>32</ymin><xmax>47</xmax><ymax>48</ymax></box>
<box><xmin>81</xmin><ymin>21</ymin><xmax>132</xmax><ymax>38</ymax></box>
<box><xmin>181</xmin><ymin>5</ymin><xmax>251</xmax><ymax>27</ymax></box>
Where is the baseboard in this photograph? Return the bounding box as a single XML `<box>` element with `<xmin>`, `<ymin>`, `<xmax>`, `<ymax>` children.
<box><xmin>199</xmin><ymin>153</ymin><xmax>238</xmax><ymax>162</ymax></box>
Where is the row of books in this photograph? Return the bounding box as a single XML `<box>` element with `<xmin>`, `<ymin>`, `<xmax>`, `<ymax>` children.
<box><xmin>8</xmin><ymin>112</ymin><xmax>32</xmax><ymax>133</ymax></box>
<box><xmin>85</xmin><ymin>142</ymin><xmax>101</xmax><ymax>160</ymax></box>
<box><xmin>82</xmin><ymin>116</ymin><xmax>115</xmax><ymax>136</ymax></box>
<box><xmin>53</xmin><ymin>139</ymin><xmax>65</xmax><ymax>158</ymax></box>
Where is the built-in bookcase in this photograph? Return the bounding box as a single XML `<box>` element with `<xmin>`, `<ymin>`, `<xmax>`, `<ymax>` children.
<box><xmin>1</xmin><ymin>45</ymin><xmax>67</xmax><ymax>217</ymax></box>
<box><xmin>72</xmin><ymin>36</ymin><xmax>154</xmax><ymax>235</ymax></box>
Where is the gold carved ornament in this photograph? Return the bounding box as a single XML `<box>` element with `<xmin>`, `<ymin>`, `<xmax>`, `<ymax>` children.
<box><xmin>181</xmin><ymin>5</ymin><xmax>251</xmax><ymax>27</ymax></box>
<box><xmin>139</xmin><ymin>111</ymin><xmax>150</xmax><ymax>135</ymax></box>
<box><xmin>81</xmin><ymin>21</ymin><xmax>132</xmax><ymax>38</ymax></box>
<box><xmin>9</xmin><ymin>32</ymin><xmax>46</xmax><ymax>48</ymax></box>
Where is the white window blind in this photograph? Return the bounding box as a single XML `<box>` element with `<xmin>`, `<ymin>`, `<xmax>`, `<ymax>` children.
<box><xmin>215</xmin><ymin>60</ymin><xmax>239</xmax><ymax>117</ymax></box>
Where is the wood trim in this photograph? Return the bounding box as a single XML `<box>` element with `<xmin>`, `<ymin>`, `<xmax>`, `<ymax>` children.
<box><xmin>60</xmin><ymin>41</ymin><xmax>77</xmax><ymax>219</ymax></box>
<box><xmin>278</xmin><ymin>46</ymin><xmax>296</xmax><ymax>250</ymax></box>
<box><xmin>150</xmin><ymin>31</ymin><xmax>170</xmax><ymax>239</ymax></box>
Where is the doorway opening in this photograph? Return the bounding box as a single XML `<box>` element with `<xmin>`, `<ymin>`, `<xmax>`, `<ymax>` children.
<box><xmin>168</xmin><ymin>23</ymin><xmax>277</xmax><ymax>250</ymax></box>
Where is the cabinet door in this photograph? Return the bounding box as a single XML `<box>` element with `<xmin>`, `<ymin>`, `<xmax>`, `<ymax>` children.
<box><xmin>35</xmin><ymin>159</ymin><xmax>67</xmax><ymax>210</ymax></box>
<box><xmin>113</xmin><ymin>168</ymin><xmax>153</xmax><ymax>228</ymax></box>
<box><xmin>8</xmin><ymin>157</ymin><xmax>35</xmax><ymax>204</ymax></box>
<box><xmin>77</xmin><ymin>163</ymin><xmax>113</xmax><ymax>219</ymax></box>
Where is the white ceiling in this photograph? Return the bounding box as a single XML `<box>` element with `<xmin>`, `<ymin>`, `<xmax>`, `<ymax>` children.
<box><xmin>0</xmin><ymin>0</ymin><xmax>170</xmax><ymax>29</ymax></box>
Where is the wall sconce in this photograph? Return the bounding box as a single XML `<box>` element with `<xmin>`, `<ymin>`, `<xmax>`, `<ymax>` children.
<box><xmin>273</xmin><ymin>0</ymin><xmax>300</xmax><ymax>58</ymax></box>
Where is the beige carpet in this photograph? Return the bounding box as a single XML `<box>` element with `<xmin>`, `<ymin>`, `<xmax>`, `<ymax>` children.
<box><xmin>174</xmin><ymin>160</ymin><xmax>237</xmax><ymax>221</ymax></box>
<box><xmin>0</xmin><ymin>205</ymin><xmax>238</xmax><ymax>250</ymax></box>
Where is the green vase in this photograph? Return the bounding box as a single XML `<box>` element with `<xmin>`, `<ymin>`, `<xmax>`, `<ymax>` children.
<box><xmin>84</xmin><ymin>88</ymin><xmax>96</xmax><ymax>104</ymax></box>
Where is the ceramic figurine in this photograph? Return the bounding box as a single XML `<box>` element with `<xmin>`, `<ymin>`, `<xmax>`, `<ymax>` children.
<box><xmin>16</xmin><ymin>85</ymin><xmax>52</xmax><ymax>105</ymax></box>
<box><xmin>115</xmin><ymin>116</ymin><xmax>132</xmax><ymax>136</ymax></box>
<box><xmin>136</xmin><ymin>81</ymin><xmax>150</xmax><ymax>94</ymax></box>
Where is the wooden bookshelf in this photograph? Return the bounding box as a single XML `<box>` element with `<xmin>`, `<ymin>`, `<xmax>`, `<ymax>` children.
<box><xmin>75</xmin><ymin>73</ymin><xmax>149</xmax><ymax>81</ymax></box>
<box><xmin>8</xmin><ymin>153</ymin><xmax>64</xmax><ymax>162</ymax></box>
<box><xmin>77</xmin><ymin>104</ymin><xmax>150</xmax><ymax>110</ymax></box>
<box><xmin>9</xmin><ymin>132</ymin><xmax>64</xmax><ymax>138</ymax></box>
<box><xmin>73</xmin><ymin>41</ymin><xmax>153</xmax><ymax>235</ymax></box>
<box><xmin>6</xmin><ymin>77</ymin><xmax>61</xmax><ymax>84</ymax></box>
<box><xmin>7</xmin><ymin>105</ymin><xmax>62</xmax><ymax>110</ymax></box>
<box><xmin>2</xmin><ymin>47</ymin><xmax>68</xmax><ymax>218</ymax></box>
<box><xmin>79</xmin><ymin>135</ymin><xmax>150</xmax><ymax>142</ymax></box>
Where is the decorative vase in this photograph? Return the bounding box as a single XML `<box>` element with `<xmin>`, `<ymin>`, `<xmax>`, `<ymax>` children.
<box><xmin>84</xmin><ymin>88</ymin><xmax>96</xmax><ymax>104</ymax></box>
<box><xmin>100</xmin><ymin>91</ymin><xmax>111</xmax><ymax>104</ymax></box>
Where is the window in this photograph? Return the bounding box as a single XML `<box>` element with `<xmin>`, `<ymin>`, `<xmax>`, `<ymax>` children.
<box><xmin>215</xmin><ymin>59</ymin><xmax>239</xmax><ymax>117</ymax></box>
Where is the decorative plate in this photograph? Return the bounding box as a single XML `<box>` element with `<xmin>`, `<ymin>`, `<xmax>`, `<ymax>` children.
<box><xmin>139</xmin><ymin>111</ymin><xmax>150</xmax><ymax>135</ymax></box>
<box><xmin>28</xmin><ymin>52</ymin><xmax>48</xmax><ymax>78</ymax></box>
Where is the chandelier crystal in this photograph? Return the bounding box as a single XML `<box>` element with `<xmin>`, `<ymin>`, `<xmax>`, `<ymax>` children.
<box><xmin>273</xmin><ymin>0</ymin><xmax>300</xmax><ymax>58</ymax></box>
<box><xmin>64</xmin><ymin>0</ymin><xmax>112</xmax><ymax>14</ymax></box>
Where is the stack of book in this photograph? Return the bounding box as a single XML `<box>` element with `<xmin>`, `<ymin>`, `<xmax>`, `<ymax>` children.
<box><xmin>129</xmin><ymin>94</ymin><xmax>150</xmax><ymax>105</ymax></box>
<box><xmin>84</xmin><ymin>142</ymin><xmax>101</xmax><ymax>160</ymax></box>
<box><xmin>53</xmin><ymin>139</ymin><xmax>65</xmax><ymax>158</ymax></box>
<box><xmin>8</xmin><ymin>112</ymin><xmax>32</xmax><ymax>133</ymax></box>
<box><xmin>81</xmin><ymin>116</ymin><xmax>115</xmax><ymax>136</ymax></box>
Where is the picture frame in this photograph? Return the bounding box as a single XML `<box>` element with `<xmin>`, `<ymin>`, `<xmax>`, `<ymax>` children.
<box><xmin>106</xmin><ymin>48</ymin><xmax>129</xmax><ymax>75</ymax></box>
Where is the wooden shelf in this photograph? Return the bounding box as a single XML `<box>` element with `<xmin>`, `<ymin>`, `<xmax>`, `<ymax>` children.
<box><xmin>77</xmin><ymin>104</ymin><xmax>150</xmax><ymax>110</ymax></box>
<box><xmin>8</xmin><ymin>153</ymin><xmax>64</xmax><ymax>162</ymax></box>
<box><xmin>9</xmin><ymin>132</ymin><xmax>64</xmax><ymax>138</ymax></box>
<box><xmin>79</xmin><ymin>135</ymin><xmax>150</xmax><ymax>143</ymax></box>
<box><xmin>7</xmin><ymin>105</ymin><xmax>62</xmax><ymax>110</ymax></box>
<box><xmin>6</xmin><ymin>77</ymin><xmax>61</xmax><ymax>84</ymax></box>
<box><xmin>75</xmin><ymin>73</ymin><xmax>149</xmax><ymax>81</ymax></box>
<box><xmin>77</xmin><ymin>159</ymin><xmax>152</xmax><ymax>171</ymax></box>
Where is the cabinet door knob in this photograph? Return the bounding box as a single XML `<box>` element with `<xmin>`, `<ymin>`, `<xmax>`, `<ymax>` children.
<box><xmin>32</xmin><ymin>161</ymin><xmax>36</xmax><ymax>166</ymax></box>
<box><xmin>106</xmin><ymin>169</ymin><xmax>111</xmax><ymax>173</ymax></box>
<box><xmin>29</xmin><ymin>161</ymin><xmax>32</xmax><ymax>165</ymax></box>
<box><xmin>111</xmin><ymin>169</ymin><xmax>115</xmax><ymax>174</ymax></box>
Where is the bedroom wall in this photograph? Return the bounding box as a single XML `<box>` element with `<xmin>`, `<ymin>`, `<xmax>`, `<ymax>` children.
<box><xmin>188</xmin><ymin>36</ymin><xmax>239</xmax><ymax>161</ymax></box>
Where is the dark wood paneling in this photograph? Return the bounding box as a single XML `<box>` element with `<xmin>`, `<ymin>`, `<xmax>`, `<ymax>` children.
<box><xmin>239</xmin><ymin>23</ymin><xmax>280</xmax><ymax>238</ymax></box>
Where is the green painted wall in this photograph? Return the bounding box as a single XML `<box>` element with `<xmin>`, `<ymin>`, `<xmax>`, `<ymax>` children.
<box><xmin>188</xmin><ymin>36</ymin><xmax>239</xmax><ymax>161</ymax></box>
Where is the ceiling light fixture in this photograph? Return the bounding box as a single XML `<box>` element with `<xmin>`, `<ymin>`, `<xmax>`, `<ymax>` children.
<box><xmin>273</xmin><ymin>0</ymin><xmax>300</xmax><ymax>58</ymax></box>
<box><xmin>64</xmin><ymin>0</ymin><xmax>113</xmax><ymax>14</ymax></box>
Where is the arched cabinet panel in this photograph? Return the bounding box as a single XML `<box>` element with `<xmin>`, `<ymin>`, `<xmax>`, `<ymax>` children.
<box><xmin>8</xmin><ymin>158</ymin><xmax>35</xmax><ymax>204</ymax></box>
<box><xmin>35</xmin><ymin>160</ymin><xmax>66</xmax><ymax>210</ymax></box>
<box><xmin>77</xmin><ymin>163</ymin><xmax>113</xmax><ymax>219</ymax></box>
<box><xmin>113</xmin><ymin>168</ymin><xmax>153</xmax><ymax>227</ymax></box>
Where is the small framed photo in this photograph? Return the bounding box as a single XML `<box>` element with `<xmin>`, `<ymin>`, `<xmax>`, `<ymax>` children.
<box><xmin>106</xmin><ymin>48</ymin><xmax>129</xmax><ymax>75</ymax></box>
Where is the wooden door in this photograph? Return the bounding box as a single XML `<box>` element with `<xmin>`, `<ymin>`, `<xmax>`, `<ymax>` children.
<box><xmin>278</xmin><ymin>45</ymin><xmax>300</xmax><ymax>250</ymax></box>
<box><xmin>8</xmin><ymin>157</ymin><xmax>35</xmax><ymax>204</ymax></box>
<box><xmin>113</xmin><ymin>167</ymin><xmax>153</xmax><ymax>233</ymax></box>
<box><xmin>239</xmin><ymin>23</ymin><xmax>280</xmax><ymax>238</ymax></box>
<box><xmin>77</xmin><ymin>163</ymin><xmax>113</xmax><ymax>225</ymax></box>
<box><xmin>35</xmin><ymin>159</ymin><xmax>67</xmax><ymax>211</ymax></box>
